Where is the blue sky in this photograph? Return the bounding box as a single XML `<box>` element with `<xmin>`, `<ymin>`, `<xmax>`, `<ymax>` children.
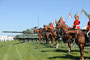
<box><xmin>0</xmin><ymin>0</ymin><xmax>90</xmax><ymax>35</ymax></box>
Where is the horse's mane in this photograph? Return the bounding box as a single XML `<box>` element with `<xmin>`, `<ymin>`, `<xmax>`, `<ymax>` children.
<box><xmin>60</xmin><ymin>21</ymin><xmax>71</xmax><ymax>32</ymax></box>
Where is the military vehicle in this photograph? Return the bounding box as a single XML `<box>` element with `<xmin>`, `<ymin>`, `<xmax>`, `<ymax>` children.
<box><xmin>3</xmin><ymin>29</ymin><xmax>39</xmax><ymax>42</ymax></box>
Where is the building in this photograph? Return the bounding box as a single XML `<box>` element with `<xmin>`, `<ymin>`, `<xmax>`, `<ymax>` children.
<box><xmin>0</xmin><ymin>35</ymin><xmax>15</xmax><ymax>41</ymax></box>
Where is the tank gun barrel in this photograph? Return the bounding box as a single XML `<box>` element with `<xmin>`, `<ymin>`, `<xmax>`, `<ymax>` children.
<box><xmin>3</xmin><ymin>29</ymin><xmax>34</xmax><ymax>34</ymax></box>
<box><xmin>3</xmin><ymin>31</ymin><xmax>23</xmax><ymax>33</ymax></box>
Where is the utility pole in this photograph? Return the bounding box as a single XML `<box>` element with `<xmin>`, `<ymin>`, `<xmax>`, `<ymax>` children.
<box><xmin>37</xmin><ymin>12</ymin><xmax>39</xmax><ymax>28</ymax></box>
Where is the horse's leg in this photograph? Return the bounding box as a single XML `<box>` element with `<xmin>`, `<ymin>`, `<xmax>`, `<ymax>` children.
<box><xmin>56</xmin><ymin>38</ymin><xmax>59</xmax><ymax>48</ymax></box>
<box><xmin>79</xmin><ymin>44</ymin><xmax>84</xmax><ymax>60</ymax></box>
<box><xmin>46</xmin><ymin>38</ymin><xmax>48</xmax><ymax>44</ymax></box>
<box><xmin>38</xmin><ymin>34</ymin><xmax>41</xmax><ymax>44</ymax></box>
<box><xmin>45</xmin><ymin>35</ymin><xmax>47</xmax><ymax>44</ymax></box>
<box><xmin>38</xmin><ymin>37</ymin><xmax>40</xmax><ymax>44</ymax></box>
<box><xmin>51</xmin><ymin>37</ymin><xmax>54</xmax><ymax>46</ymax></box>
<box><xmin>65</xmin><ymin>43</ymin><xmax>67</xmax><ymax>47</ymax></box>
<box><xmin>49</xmin><ymin>34</ymin><xmax>51</xmax><ymax>43</ymax></box>
<box><xmin>45</xmin><ymin>33</ymin><xmax>49</xmax><ymax>44</ymax></box>
<box><xmin>41</xmin><ymin>35</ymin><xmax>43</xmax><ymax>43</ymax></box>
<box><xmin>41</xmin><ymin>38</ymin><xmax>43</xmax><ymax>43</ymax></box>
<box><xmin>68</xmin><ymin>42</ymin><xmax>71</xmax><ymax>54</ymax></box>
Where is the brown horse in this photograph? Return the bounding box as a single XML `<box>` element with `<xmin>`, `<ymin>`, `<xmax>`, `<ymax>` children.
<box><xmin>44</xmin><ymin>25</ymin><xmax>60</xmax><ymax>48</ymax></box>
<box><xmin>34</xmin><ymin>28</ymin><xmax>45</xmax><ymax>44</ymax></box>
<box><xmin>56</xmin><ymin>20</ymin><xmax>86</xmax><ymax>60</ymax></box>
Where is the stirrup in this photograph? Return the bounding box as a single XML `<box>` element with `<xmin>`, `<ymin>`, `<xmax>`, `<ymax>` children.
<box><xmin>72</xmin><ymin>38</ymin><xmax>75</xmax><ymax>41</ymax></box>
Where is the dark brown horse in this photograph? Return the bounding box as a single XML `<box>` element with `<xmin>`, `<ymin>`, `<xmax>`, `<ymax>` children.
<box><xmin>56</xmin><ymin>20</ymin><xmax>86</xmax><ymax>60</ymax></box>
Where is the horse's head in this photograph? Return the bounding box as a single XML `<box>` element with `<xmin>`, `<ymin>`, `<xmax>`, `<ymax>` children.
<box><xmin>39</xmin><ymin>28</ymin><xmax>44</xmax><ymax>33</ymax></box>
<box><xmin>43</xmin><ymin>25</ymin><xmax>54</xmax><ymax>32</ymax></box>
<box><xmin>43</xmin><ymin>25</ymin><xmax>49</xmax><ymax>31</ymax></box>
<box><xmin>34</xmin><ymin>28</ymin><xmax>39</xmax><ymax>33</ymax></box>
<box><xmin>56</xmin><ymin>20</ymin><xmax>63</xmax><ymax>29</ymax></box>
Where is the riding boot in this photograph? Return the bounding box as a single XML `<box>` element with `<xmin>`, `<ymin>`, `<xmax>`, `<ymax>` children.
<box><xmin>72</xmin><ymin>38</ymin><xmax>75</xmax><ymax>41</ymax></box>
<box><xmin>57</xmin><ymin>33</ymin><xmax>61</xmax><ymax>38</ymax></box>
<box><xmin>56</xmin><ymin>29</ymin><xmax>62</xmax><ymax>38</ymax></box>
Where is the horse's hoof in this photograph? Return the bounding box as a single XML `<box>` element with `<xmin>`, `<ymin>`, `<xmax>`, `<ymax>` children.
<box><xmin>56</xmin><ymin>46</ymin><xmax>58</xmax><ymax>48</ymax></box>
<box><xmin>68</xmin><ymin>52</ymin><xmax>71</xmax><ymax>55</ymax></box>
<box><xmin>49</xmin><ymin>42</ymin><xmax>51</xmax><ymax>43</ymax></box>
<box><xmin>80</xmin><ymin>58</ymin><xmax>84</xmax><ymax>60</ymax></box>
<box><xmin>88</xmin><ymin>52</ymin><xmax>90</xmax><ymax>54</ymax></box>
<box><xmin>51</xmin><ymin>45</ymin><xmax>53</xmax><ymax>46</ymax></box>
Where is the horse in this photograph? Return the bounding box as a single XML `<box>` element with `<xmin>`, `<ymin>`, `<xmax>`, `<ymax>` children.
<box><xmin>34</xmin><ymin>28</ymin><xmax>45</xmax><ymax>44</ymax></box>
<box><xmin>34</xmin><ymin>27</ymin><xmax>52</xmax><ymax>44</ymax></box>
<box><xmin>56</xmin><ymin>20</ymin><xmax>87</xmax><ymax>60</ymax></box>
<box><xmin>44</xmin><ymin>25</ymin><xmax>61</xmax><ymax>48</ymax></box>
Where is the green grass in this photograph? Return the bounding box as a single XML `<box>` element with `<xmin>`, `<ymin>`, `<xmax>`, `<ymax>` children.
<box><xmin>0</xmin><ymin>40</ymin><xmax>90</xmax><ymax>60</ymax></box>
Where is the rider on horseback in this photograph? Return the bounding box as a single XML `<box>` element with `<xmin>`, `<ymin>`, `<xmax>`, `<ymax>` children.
<box><xmin>86</xmin><ymin>15</ymin><xmax>90</xmax><ymax>45</ymax></box>
<box><xmin>82</xmin><ymin>9</ymin><xmax>90</xmax><ymax>45</ymax></box>
<box><xmin>86</xmin><ymin>16</ymin><xmax>90</xmax><ymax>31</ymax></box>
<box><xmin>66</xmin><ymin>13</ymin><xmax>80</xmax><ymax>41</ymax></box>
<box><xmin>49</xmin><ymin>22</ymin><xmax>54</xmax><ymax>28</ymax></box>
<box><xmin>73</xmin><ymin>13</ymin><xmax>80</xmax><ymax>29</ymax></box>
<box><xmin>59</xmin><ymin>16</ymin><xmax>65</xmax><ymax>24</ymax></box>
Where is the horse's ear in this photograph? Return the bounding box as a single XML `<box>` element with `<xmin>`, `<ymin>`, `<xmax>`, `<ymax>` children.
<box><xmin>44</xmin><ymin>25</ymin><xmax>46</xmax><ymax>27</ymax></box>
<box><xmin>58</xmin><ymin>20</ymin><xmax>60</xmax><ymax>23</ymax></box>
<box><xmin>34</xmin><ymin>27</ymin><xmax>37</xmax><ymax>29</ymax></box>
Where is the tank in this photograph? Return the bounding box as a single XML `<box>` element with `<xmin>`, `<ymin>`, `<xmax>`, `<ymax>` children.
<box><xmin>3</xmin><ymin>29</ymin><xmax>39</xmax><ymax>42</ymax></box>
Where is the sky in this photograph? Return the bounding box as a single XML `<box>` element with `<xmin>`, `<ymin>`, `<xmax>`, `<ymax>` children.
<box><xmin>0</xmin><ymin>0</ymin><xmax>90</xmax><ymax>36</ymax></box>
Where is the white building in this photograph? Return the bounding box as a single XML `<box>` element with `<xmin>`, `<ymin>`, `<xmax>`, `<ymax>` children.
<box><xmin>0</xmin><ymin>35</ymin><xmax>15</xmax><ymax>41</ymax></box>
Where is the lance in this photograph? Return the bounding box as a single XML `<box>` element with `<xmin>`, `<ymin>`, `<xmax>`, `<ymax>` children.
<box><xmin>65</xmin><ymin>9</ymin><xmax>72</xmax><ymax>23</ymax></box>
<box><xmin>79</xmin><ymin>5</ymin><xmax>85</xmax><ymax>17</ymax></box>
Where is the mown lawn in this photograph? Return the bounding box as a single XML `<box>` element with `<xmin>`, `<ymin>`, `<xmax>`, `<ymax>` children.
<box><xmin>0</xmin><ymin>40</ymin><xmax>90</xmax><ymax>60</ymax></box>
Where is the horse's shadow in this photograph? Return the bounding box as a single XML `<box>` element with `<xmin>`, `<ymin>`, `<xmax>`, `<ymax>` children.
<box><xmin>48</xmin><ymin>54</ymin><xmax>80</xmax><ymax>60</ymax></box>
<box><xmin>41</xmin><ymin>49</ymin><xmax>68</xmax><ymax>53</ymax></box>
<box><xmin>41</xmin><ymin>49</ymin><xmax>80</xmax><ymax>53</ymax></box>
<box><xmin>48</xmin><ymin>54</ymin><xmax>90</xmax><ymax>60</ymax></box>
<box><xmin>41</xmin><ymin>49</ymin><xmax>90</xmax><ymax>60</ymax></box>
<box><xmin>41</xmin><ymin>48</ymin><xmax>88</xmax><ymax>53</ymax></box>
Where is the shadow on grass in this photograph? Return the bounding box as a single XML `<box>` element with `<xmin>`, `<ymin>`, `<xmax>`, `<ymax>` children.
<box><xmin>41</xmin><ymin>49</ymin><xmax>90</xmax><ymax>60</ymax></box>
<box><xmin>48</xmin><ymin>55</ymin><xmax>80</xmax><ymax>60</ymax></box>
<box><xmin>41</xmin><ymin>49</ymin><xmax>68</xmax><ymax>53</ymax></box>
<box><xmin>41</xmin><ymin>47</ymin><xmax>88</xmax><ymax>53</ymax></box>
<box><xmin>41</xmin><ymin>49</ymin><xmax>80</xmax><ymax>53</ymax></box>
<box><xmin>48</xmin><ymin>54</ymin><xmax>90</xmax><ymax>60</ymax></box>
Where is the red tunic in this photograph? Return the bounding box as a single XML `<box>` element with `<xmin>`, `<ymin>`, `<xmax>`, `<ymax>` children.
<box><xmin>50</xmin><ymin>24</ymin><xmax>53</xmax><ymax>27</ymax></box>
<box><xmin>73</xmin><ymin>19</ymin><xmax>80</xmax><ymax>29</ymax></box>
<box><xmin>88</xmin><ymin>20</ymin><xmax>90</xmax><ymax>25</ymax></box>
<box><xmin>61</xmin><ymin>20</ymin><xmax>65</xmax><ymax>24</ymax></box>
<box><xmin>87</xmin><ymin>20</ymin><xmax>90</xmax><ymax>30</ymax></box>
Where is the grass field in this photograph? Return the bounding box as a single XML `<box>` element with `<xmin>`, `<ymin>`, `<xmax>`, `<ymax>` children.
<box><xmin>0</xmin><ymin>40</ymin><xmax>90</xmax><ymax>60</ymax></box>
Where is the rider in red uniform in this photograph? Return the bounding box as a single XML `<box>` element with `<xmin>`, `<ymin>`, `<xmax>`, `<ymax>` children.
<box><xmin>73</xmin><ymin>13</ymin><xmax>80</xmax><ymax>29</ymax></box>
<box><xmin>49</xmin><ymin>22</ymin><xmax>54</xmax><ymax>28</ymax></box>
<box><xmin>86</xmin><ymin>15</ymin><xmax>90</xmax><ymax>45</ymax></box>
<box><xmin>59</xmin><ymin>16</ymin><xmax>65</xmax><ymax>24</ymax></box>
<box><xmin>86</xmin><ymin>20</ymin><xmax>90</xmax><ymax>30</ymax></box>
